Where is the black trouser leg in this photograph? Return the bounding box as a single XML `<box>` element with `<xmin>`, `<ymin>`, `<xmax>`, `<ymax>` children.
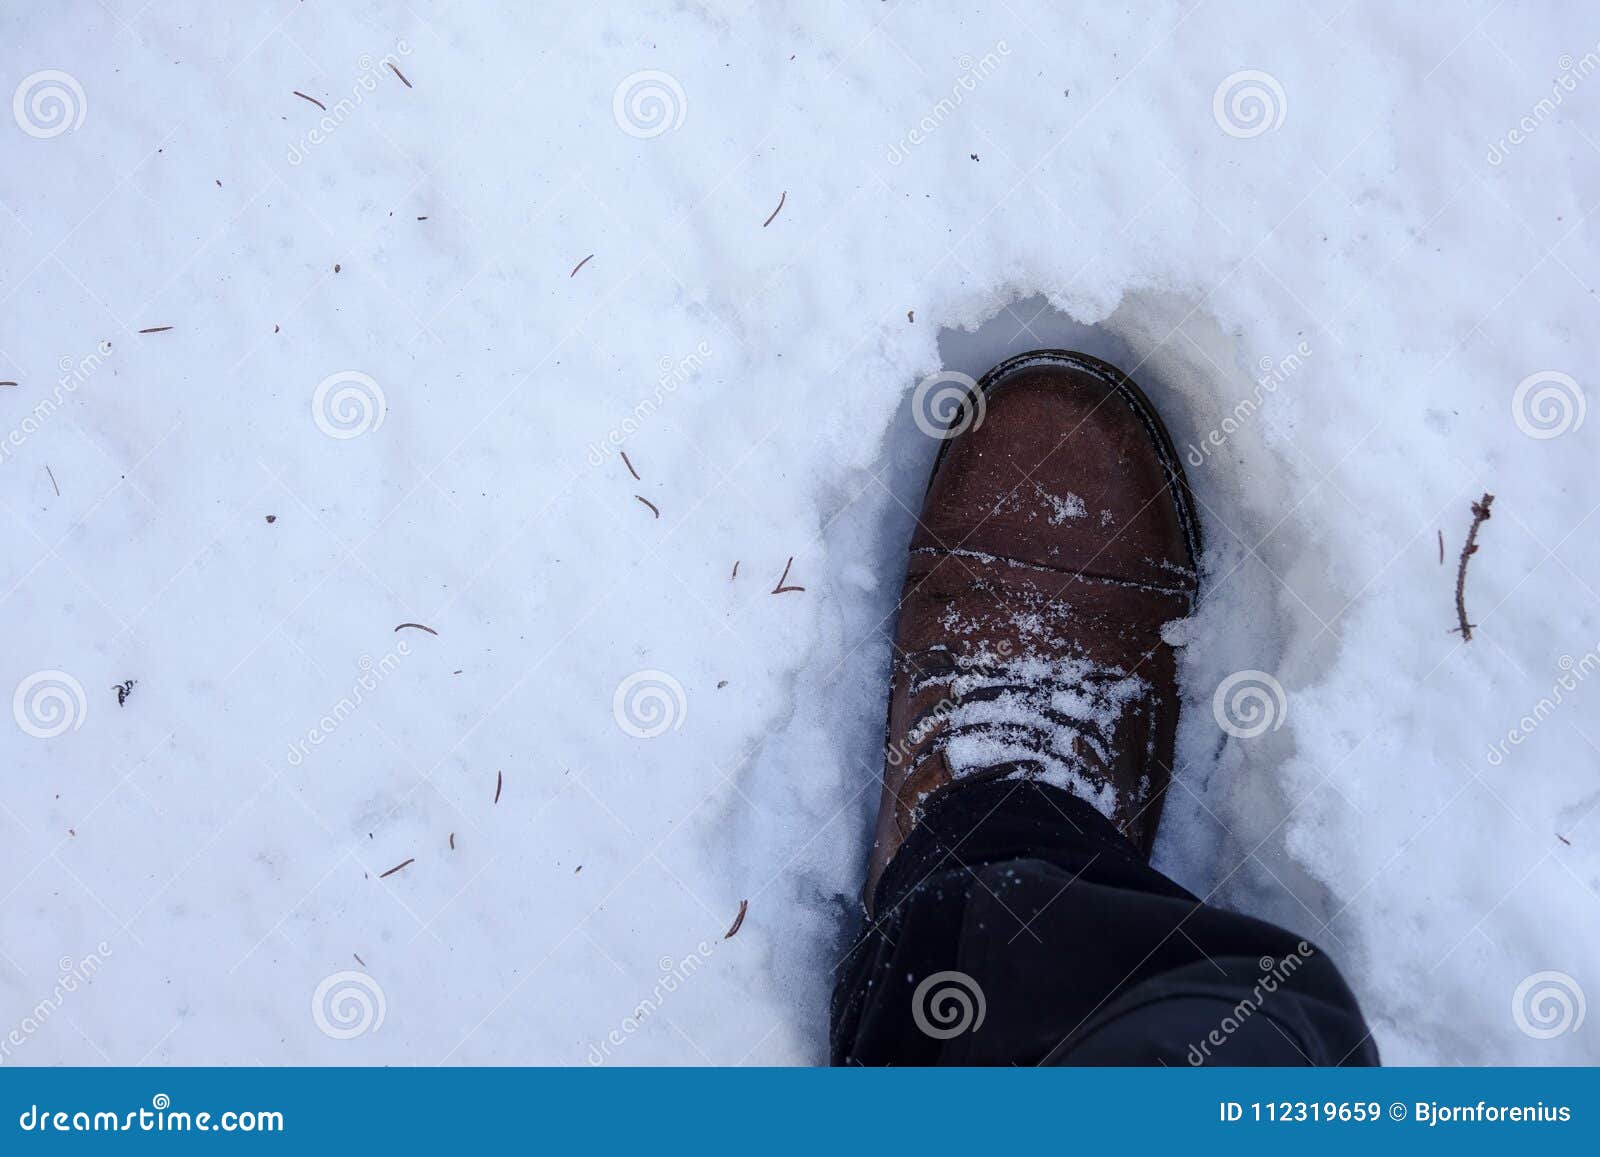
<box><xmin>831</xmin><ymin>778</ymin><xmax>1378</xmax><ymax>1066</ymax></box>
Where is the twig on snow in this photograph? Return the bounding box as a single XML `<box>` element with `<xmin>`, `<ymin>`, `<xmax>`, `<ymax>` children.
<box><xmin>724</xmin><ymin>898</ymin><xmax>748</xmax><ymax>939</ymax></box>
<box><xmin>1452</xmin><ymin>493</ymin><xmax>1494</xmax><ymax>641</ymax></box>
<box><xmin>379</xmin><ymin>858</ymin><xmax>414</xmax><ymax>879</ymax></box>
<box><xmin>762</xmin><ymin>191</ymin><xmax>786</xmax><ymax>227</ymax></box>
<box><xmin>771</xmin><ymin>556</ymin><xmax>804</xmax><ymax>594</ymax></box>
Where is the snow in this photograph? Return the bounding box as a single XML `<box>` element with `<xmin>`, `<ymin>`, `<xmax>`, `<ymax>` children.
<box><xmin>2</xmin><ymin>1</ymin><xmax>1597</xmax><ymax>1065</ymax></box>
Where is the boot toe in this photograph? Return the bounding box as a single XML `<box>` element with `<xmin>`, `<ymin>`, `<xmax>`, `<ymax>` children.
<box><xmin>913</xmin><ymin>352</ymin><xmax>1199</xmax><ymax>592</ymax></box>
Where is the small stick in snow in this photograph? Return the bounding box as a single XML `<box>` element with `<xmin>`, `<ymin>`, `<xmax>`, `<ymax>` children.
<box><xmin>1438</xmin><ymin>529</ymin><xmax>1444</xmax><ymax>565</ymax></box>
<box><xmin>449</xmin><ymin>832</ymin><xmax>455</xmax><ymax>849</ymax></box>
<box><xmin>1452</xmin><ymin>492</ymin><xmax>1494</xmax><ymax>641</ymax></box>
<box><xmin>0</xmin><ymin>381</ymin><xmax>17</xmax><ymax>387</ymax></box>
<box><xmin>731</xmin><ymin>560</ymin><xmax>739</xmax><ymax>580</ymax></box>
<box><xmin>1557</xmin><ymin>834</ymin><xmax>1571</xmax><ymax>846</ymax></box>
<box><xmin>293</xmin><ymin>90</ymin><xmax>327</xmax><ymax>111</ymax></box>
<box><xmin>771</xmin><ymin>556</ymin><xmax>805</xmax><ymax>594</ymax></box>
<box><xmin>394</xmin><ymin>622</ymin><xmax>438</xmax><ymax>635</ymax></box>
<box><xmin>494</xmin><ymin>770</ymin><xmax>503</xmax><ymax>804</ymax></box>
<box><xmin>353</xmin><ymin>953</ymin><xmax>366</xmax><ymax>966</ymax></box>
<box><xmin>569</xmin><ymin>254</ymin><xmax>594</xmax><ymax>278</ymax></box>
<box><xmin>620</xmin><ymin>450</ymin><xmax>639</xmax><ymax>480</ymax></box>
<box><xmin>635</xmin><ymin>495</ymin><xmax>660</xmax><ymax>519</ymax></box>
<box><xmin>387</xmin><ymin>62</ymin><xmax>413</xmax><ymax>88</ymax></box>
<box><xmin>762</xmin><ymin>191</ymin><xmax>786</xmax><ymax>228</ymax></box>
<box><xmin>724</xmin><ymin>898</ymin><xmax>748</xmax><ymax>939</ymax></box>
<box><xmin>379</xmin><ymin>857</ymin><xmax>414</xmax><ymax>879</ymax></box>
<box><xmin>138</xmin><ymin>326</ymin><xmax>173</xmax><ymax>334</ymax></box>
<box><xmin>45</xmin><ymin>465</ymin><xmax>59</xmax><ymax>496</ymax></box>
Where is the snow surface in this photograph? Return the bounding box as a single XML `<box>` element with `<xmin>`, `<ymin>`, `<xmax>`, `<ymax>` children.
<box><xmin>2</xmin><ymin>2</ymin><xmax>1597</xmax><ymax>1065</ymax></box>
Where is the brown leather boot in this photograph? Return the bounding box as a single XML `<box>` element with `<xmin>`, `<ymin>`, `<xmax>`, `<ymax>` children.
<box><xmin>864</xmin><ymin>350</ymin><xmax>1201</xmax><ymax>910</ymax></box>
